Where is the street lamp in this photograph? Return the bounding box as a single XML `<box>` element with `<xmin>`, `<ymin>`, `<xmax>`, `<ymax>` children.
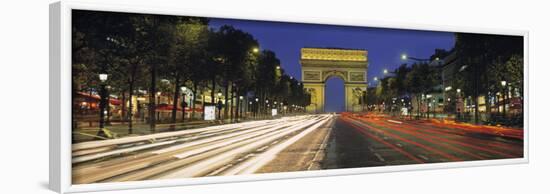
<box><xmin>156</xmin><ymin>91</ymin><xmax>162</xmax><ymax>121</ymax></box>
<box><xmin>426</xmin><ymin>94</ymin><xmax>432</xmax><ymax>119</ymax></box>
<box><xmin>238</xmin><ymin>96</ymin><xmax>244</xmax><ymax>120</ymax></box>
<box><xmin>98</xmin><ymin>74</ymin><xmax>108</xmax><ymax>135</ymax></box>
<box><xmin>276</xmin><ymin>65</ymin><xmax>281</xmax><ymax>70</ymax></box>
<box><xmin>401</xmin><ymin>53</ymin><xmax>430</xmax><ymax>63</ymax></box>
<box><xmin>255</xmin><ymin>98</ymin><xmax>259</xmax><ymax>118</ymax></box>
<box><xmin>180</xmin><ymin>86</ymin><xmax>189</xmax><ymax>122</ymax></box>
<box><xmin>99</xmin><ymin>74</ymin><xmax>108</xmax><ymax>82</ymax></box>
<box><xmin>501</xmin><ymin>80</ymin><xmax>507</xmax><ymax>118</ymax></box>
<box><xmin>217</xmin><ymin>89</ymin><xmax>222</xmax><ymax>97</ymax></box>
<box><xmin>252</xmin><ymin>47</ymin><xmax>259</xmax><ymax>53</ymax></box>
<box><xmin>373</xmin><ymin>77</ymin><xmax>378</xmax><ymax>81</ymax></box>
<box><xmin>456</xmin><ymin>88</ymin><xmax>461</xmax><ymax>121</ymax></box>
<box><xmin>383</xmin><ymin>69</ymin><xmax>389</xmax><ymax>75</ymax></box>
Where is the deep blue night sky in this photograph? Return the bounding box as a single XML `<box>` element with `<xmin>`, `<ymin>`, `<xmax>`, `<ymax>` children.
<box><xmin>210</xmin><ymin>18</ymin><xmax>455</xmax><ymax>112</ymax></box>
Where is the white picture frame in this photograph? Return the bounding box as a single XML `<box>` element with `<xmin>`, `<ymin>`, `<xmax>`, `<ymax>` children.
<box><xmin>49</xmin><ymin>1</ymin><xmax>529</xmax><ymax>193</ymax></box>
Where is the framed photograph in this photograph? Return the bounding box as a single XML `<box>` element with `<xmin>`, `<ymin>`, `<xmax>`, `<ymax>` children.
<box><xmin>50</xmin><ymin>1</ymin><xmax>528</xmax><ymax>193</ymax></box>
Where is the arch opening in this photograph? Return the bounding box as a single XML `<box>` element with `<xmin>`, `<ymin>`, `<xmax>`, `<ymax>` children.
<box><xmin>324</xmin><ymin>76</ymin><xmax>345</xmax><ymax>113</ymax></box>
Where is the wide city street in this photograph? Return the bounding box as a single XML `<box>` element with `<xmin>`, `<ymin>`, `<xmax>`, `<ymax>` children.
<box><xmin>72</xmin><ymin>113</ymin><xmax>523</xmax><ymax>184</ymax></box>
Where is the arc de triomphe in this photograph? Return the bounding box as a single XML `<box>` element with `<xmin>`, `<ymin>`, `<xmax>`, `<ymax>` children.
<box><xmin>300</xmin><ymin>48</ymin><xmax>368</xmax><ymax>113</ymax></box>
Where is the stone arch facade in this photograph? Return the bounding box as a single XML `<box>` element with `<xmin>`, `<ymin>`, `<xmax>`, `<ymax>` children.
<box><xmin>300</xmin><ymin>48</ymin><xmax>368</xmax><ymax>113</ymax></box>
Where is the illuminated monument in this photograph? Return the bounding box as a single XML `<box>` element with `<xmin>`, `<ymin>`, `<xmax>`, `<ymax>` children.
<box><xmin>300</xmin><ymin>48</ymin><xmax>368</xmax><ymax>113</ymax></box>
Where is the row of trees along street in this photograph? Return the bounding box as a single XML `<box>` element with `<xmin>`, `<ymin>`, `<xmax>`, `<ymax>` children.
<box><xmin>72</xmin><ymin>11</ymin><xmax>311</xmax><ymax>137</ymax></box>
<box><xmin>366</xmin><ymin>33</ymin><xmax>523</xmax><ymax>127</ymax></box>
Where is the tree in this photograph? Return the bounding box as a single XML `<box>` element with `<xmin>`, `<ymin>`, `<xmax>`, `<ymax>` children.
<box><xmin>405</xmin><ymin>63</ymin><xmax>440</xmax><ymax>119</ymax></box>
<box><xmin>454</xmin><ymin>33</ymin><xmax>523</xmax><ymax>123</ymax></box>
<box><xmin>131</xmin><ymin>14</ymin><xmax>180</xmax><ymax>131</ymax></box>
<box><xmin>164</xmin><ymin>18</ymin><xmax>210</xmax><ymax>125</ymax></box>
<box><xmin>209</xmin><ymin>25</ymin><xmax>259</xmax><ymax>119</ymax></box>
<box><xmin>73</xmin><ymin>10</ymin><xmax>146</xmax><ymax>135</ymax></box>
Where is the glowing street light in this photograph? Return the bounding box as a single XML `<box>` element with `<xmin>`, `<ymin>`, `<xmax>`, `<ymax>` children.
<box><xmin>97</xmin><ymin>73</ymin><xmax>109</xmax><ymax>136</ymax></box>
<box><xmin>373</xmin><ymin>77</ymin><xmax>378</xmax><ymax>81</ymax></box>
<box><xmin>252</xmin><ymin>47</ymin><xmax>259</xmax><ymax>53</ymax></box>
<box><xmin>383</xmin><ymin>69</ymin><xmax>389</xmax><ymax>74</ymax></box>
<box><xmin>456</xmin><ymin>88</ymin><xmax>461</xmax><ymax>93</ymax></box>
<box><xmin>276</xmin><ymin>65</ymin><xmax>281</xmax><ymax>70</ymax></box>
<box><xmin>99</xmin><ymin>73</ymin><xmax>108</xmax><ymax>82</ymax></box>
<box><xmin>401</xmin><ymin>53</ymin><xmax>430</xmax><ymax>63</ymax></box>
<box><xmin>501</xmin><ymin>80</ymin><xmax>508</xmax><ymax>117</ymax></box>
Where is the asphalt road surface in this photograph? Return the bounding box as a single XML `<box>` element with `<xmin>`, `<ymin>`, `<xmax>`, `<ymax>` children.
<box><xmin>72</xmin><ymin>115</ymin><xmax>333</xmax><ymax>184</ymax></box>
<box><xmin>72</xmin><ymin>113</ymin><xmax>523</xmax><ymax>184</ymax></box>
<box><xmin>323</xmin><ymin>114</ymin><xmax>523</xmax><ymax>169</ymax></box>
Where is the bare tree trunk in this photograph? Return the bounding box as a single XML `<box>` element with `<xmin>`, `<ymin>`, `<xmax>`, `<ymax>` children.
<box><xmin>223</xmin><ymin>81</ymin><xmax>229</xmax><ymax>120</ymax></box>
<box><xmin>211</xmin><ymin>76</ymin><xmax>216</xmax><ymax>104</ymax></box>
<box><xmin>171</xmin><ymin>76</ymin><xmax>180</xmax><ymax>127</ymax></box>
<box><xmin>230</xmin><ymin>85</ymin><xmax>234</xmax><ymax>122</ymax></box>
<box><xmin>121</xmin><ymin>92</ymin><xmax>126</xmax><ymax>124</ymax></box>
<box><xmin>128</xmin><ymin>81</ymin><xmax>134</xmax><ymax>134</ymax></box>
<box><xmin>192</xmin><ymin>82</ymin><xmax>197</xmax><ymax>121</ymax></box>
<box><xmin>416</xmin><ymin>94</ymin><xmax>421</xmax><ymax>120</ymax></box>
<box><xmin>485</xmin><ymin>92</ymin><xmax>491</xmax><ymax>124</ymax></box>
<box><xmin>149</xmin><ymin>64</ymin><xmax>157</xmax><ymax>132</ymax></box>
<box><xmin>235</xmin><ymin>87</ymin><xmax>240</xmax><ymax>122</ymax></box>
<box><xmin>201</xmin><ymin>90</ymin><xmax>205</xmax><ymax>120</ymax></box>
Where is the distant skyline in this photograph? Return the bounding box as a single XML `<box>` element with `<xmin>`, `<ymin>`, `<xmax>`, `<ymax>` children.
<box><xmin>210</xmin><ymin>18</ymin><xmax>455</xmax><ymax>112</ymax></box>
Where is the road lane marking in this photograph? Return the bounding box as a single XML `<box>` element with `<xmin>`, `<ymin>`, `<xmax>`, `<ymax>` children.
<box><xmin>478</xmin><ymin>152</ymin><xmax>491</xmax><ymax>158</ymax></box>
<box><xmin>208</xmin><ymin>164</ymin><xmax>233</xmax><ymax>176</ymax></box>
<box><xmin>374</xmin><ymin>153</ymin><xmax>385</xmax><ymax>162</ymax></box>
<box><xmin>418</xmin><ymin>155</ymin><xmax>429</xmax><ymax>161</ymax></box>
<box><xmin>387</xmin><ymin>120</ymin><xmax>403</xmax><ymax>124</ymax></box>
<box><xmin>368</xmin><ymin>146</ymin><xmax>375</xmax><ymax>152</ymax></box>
<box><xmin>257</xmin><ymin>146</ymin><xmax>269</xmax><ymax>152</ymax></box>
